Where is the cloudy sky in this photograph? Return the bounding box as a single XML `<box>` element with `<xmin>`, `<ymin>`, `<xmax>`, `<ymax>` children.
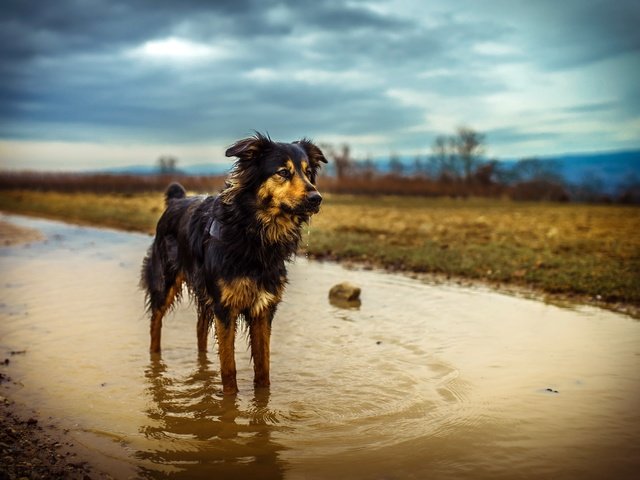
<box><xmin>1</xmin><ymin>0</ymin><xmax>639</xmax><ymax>170</ymax></box>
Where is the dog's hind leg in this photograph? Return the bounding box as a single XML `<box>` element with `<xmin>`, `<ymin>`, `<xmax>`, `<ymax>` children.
<box><xmin>196</xmin><ymin>300</ymin><xmax>213</xmax><ymax>352</ymax></box>
<box><xmin>143</xmin><ymin>235</ymin><xmax>183</xmax><ymax>354</ymax></box>
<box><xmin>149</xmin><ymin>274</ymin><xmax>184</xmax><ymax>353</ymax></box>
<box><xmin>150</xmin><ymin>310</ymin><xmax>163</xmax><ymax>354</ymax></box>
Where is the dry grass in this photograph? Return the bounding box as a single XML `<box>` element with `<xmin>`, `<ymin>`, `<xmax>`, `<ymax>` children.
<box><xmin>0</xmin><ymin>190</ymin><xmax>163</xmax><ymax>233</ymax></box>
<box><xmin>307</xmin><ymin>195</ymin><xmax>640</xmax><ymax>306</ymax></box>
<box><xmin>0</xmin><ymin>171</ymin><xmax>226</xmax><ymax>195</ymax></box>
<box><xmin>1</xmin><ymin>190</ymin><xmax>639</xmax><ymax>310</ymax></box>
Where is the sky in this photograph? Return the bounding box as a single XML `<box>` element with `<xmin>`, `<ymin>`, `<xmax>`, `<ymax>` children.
<box><xmin>1</xmin><ymin>0</ymin><xmax>639</xmax><ymax>171</ymax></box>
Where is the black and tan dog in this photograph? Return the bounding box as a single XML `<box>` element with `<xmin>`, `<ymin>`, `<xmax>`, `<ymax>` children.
<box><xmin>141</xmin><ymin>133</ymin><xmax>327</xmax><ymax>394</ymax></box>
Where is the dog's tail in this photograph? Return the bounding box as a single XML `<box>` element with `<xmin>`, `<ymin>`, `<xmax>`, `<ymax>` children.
<box><xmin>165</xmin><ymin>182</ymin><xmax>186</xmax><ymax>205</ymax></box>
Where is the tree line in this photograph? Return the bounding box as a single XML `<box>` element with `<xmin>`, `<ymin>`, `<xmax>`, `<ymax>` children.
<box><xmin>319</xmin><ymin>127</ymin><xmax>639</xmax><ymax>203</ymax></box>
<box><xmin>1</xmin><ymin>128</ymin><xmax>637</xmax><ymax>203</ymax></box>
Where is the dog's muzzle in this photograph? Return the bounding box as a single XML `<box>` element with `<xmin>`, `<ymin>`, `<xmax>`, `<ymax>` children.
<box><xmin>305</xmin><ymin>191</ymin><xmax>323</xmax><ymax>214</ymax></box>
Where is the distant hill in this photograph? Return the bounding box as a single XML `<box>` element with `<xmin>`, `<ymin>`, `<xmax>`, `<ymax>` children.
<box><xmin>550</xmin><ymin>150</ymin><xmax>640</xmax><ymax>192</ymax></box>
<box><xmin>102</xmin><ymin>163</ymin><xmax>230</xmax><ymax>176</ymax></box>
<box><xmin>100</xmin><ymin>164</ymin><xmax>159</xmax><ymax>175</ymax></box>
<box><xmin>181</xmin><ymin>163</ymin><xmax>231</xmax><ymax>176</ymax></box>
<box><xmin>489</xmin><ymin>149</ymin><xmax>639</xmax><ymax>193</ymax></box>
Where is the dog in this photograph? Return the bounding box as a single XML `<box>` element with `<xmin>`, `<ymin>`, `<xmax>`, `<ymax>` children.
<box><xmin>141</xmin><ymin>133</ymin><xmax>327</xmax><ymax>395</ymax></box>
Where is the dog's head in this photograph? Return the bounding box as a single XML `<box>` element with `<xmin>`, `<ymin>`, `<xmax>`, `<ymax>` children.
<box><xmin>223</xmin><ymin>133</ymin><xmax>327</xmax><ymax>219</ymax></box>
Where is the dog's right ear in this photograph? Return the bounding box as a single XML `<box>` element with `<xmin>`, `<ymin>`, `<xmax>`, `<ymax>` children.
<box><xmin>225</xmin><ymin>132</ymin><xmax>272</xmax><ymax>161</ymax></box>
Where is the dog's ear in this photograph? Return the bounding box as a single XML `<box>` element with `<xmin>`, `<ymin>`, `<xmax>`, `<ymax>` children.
<box><xmin>225</xmin><ymin>132</ymin><xmax>272</xmax><ymax>161</ymax></box>
<box><xmin>295</xmin><ymin>139</ymin><xmax>328</xmax><ymax>168</ymax></box>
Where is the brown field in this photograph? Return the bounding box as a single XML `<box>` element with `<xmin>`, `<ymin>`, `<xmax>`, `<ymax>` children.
<box><xmin>307</xmin><ymin>195</ymin><xmax>640</xmax><ymax>308</ymax></box>
<box><xmin>0</xmin><ymin>189</ymin><xmax>638</xmax><ymax>316</ymax></box>
<box><xmin>0</xmin><ymin>171</ymin><xmax>226</xmax><ymax>195</ymax></box>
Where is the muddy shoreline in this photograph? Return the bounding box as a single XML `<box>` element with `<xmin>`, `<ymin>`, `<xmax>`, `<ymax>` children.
<box><xmin>0</xmin><ymin>220</ymin><xmax>44</xmax><ymax>247</ymax></box>
<box><xmin>0</xmin><ymin>220</ymin><xmax>109</xmax><ymax>479</ymax></box>
<box><xmin>0</xmin><ymin>365</ymin><xmax>109</xmax><ymax>480</ymax></box>
<box><xmin>311</xmin><ymin>254</ymin><xmax>640</xmax><ymax>320</ymax></box>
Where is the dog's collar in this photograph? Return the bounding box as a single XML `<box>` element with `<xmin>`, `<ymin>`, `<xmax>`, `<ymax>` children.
<box><xmin>207</xmin><ymin>218</ymin><xmax>222</xmax><ymax>239</ymax></box>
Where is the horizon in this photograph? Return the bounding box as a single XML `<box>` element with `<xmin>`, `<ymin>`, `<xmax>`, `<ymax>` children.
<box><xmin>1</xmin><ymin>1</ymin><xmax>639</xmax><ymax>171</ymax></box>
<box><xmin>2</xmin><ymin>147</ymin><xmax>638</xmax><ymax>181</ymax></box>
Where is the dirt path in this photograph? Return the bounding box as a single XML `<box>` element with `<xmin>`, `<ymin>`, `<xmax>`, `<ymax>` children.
<box><xmin>0</xmin><ymin>220</ymin><xmax>44</xmax><ymax>246</ymax></box>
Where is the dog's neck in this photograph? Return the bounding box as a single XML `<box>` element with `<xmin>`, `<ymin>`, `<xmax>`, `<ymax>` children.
<box><xmin>214</xmin><ymin>194</ymin><xmax>304</xmax><ymax>263</ymax></box>
<box><xmin>255</xmin><ymin>209</ymin><xmax>307</xmax><ymax>246</ymax></box>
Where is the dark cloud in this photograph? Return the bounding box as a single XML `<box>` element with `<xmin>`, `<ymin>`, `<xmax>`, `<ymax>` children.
<box><xmin>0</xmin><ymin>0</ymin><xmax>638</xmax><ymax>161</ymax></box>
<box><xmin>1</xmin><ymin>0</ymin><xmax>401</xmax><ymax>59</ymax></box>
<box><xmin>0</xmin><ymin>0</ymin><xmax>427</xmax><ymax>143</ymax></box>
<box><xmin>0</xmin><ymin>41</ymin><xmax>423</xmax><ymax>143</ymax></box>
<box><xmin>489</xmin><ymin>0</ymin><xmax>640</xmax><ymax>70</ymax></box>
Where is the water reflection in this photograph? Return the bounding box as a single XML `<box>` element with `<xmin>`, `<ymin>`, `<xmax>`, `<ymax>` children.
<box><xmin>138</xmin><ymin>354</ymin><xmax>287</xmax><ymax>479</ymax></box>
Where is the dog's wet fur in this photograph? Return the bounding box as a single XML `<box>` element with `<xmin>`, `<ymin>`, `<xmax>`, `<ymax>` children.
<box><xmin>141</xmin><ymin>133</ymin><xmax>327</xmax><ymax>394</ymax></box>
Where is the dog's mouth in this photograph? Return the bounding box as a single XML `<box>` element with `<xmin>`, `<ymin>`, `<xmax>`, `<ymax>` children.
<box><xmin>272</xmin><ymin>190</ymin><xmax>322</xmax><ymax>216</ymax></box>
<box><xmin>304</xmin><ymin>201</ymin><xmax>322</xmax><ymax>215</ymax></box>
<box><xmin>280</xmin><ymin>201</ymin><xmax>320</xmax><ymax>216</ymax></box>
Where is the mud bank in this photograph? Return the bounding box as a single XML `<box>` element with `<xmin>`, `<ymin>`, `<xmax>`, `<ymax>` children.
<box><xmin>0</xmin><ymin>366</ymin><xmax>109</xmax><ymax>480</ymax></box>
<box><xmin>317</xmin><ymin>255</ymin><xmax>640</xmax><ymax>320</ymax></box>
<box><xmin>0</xmin><ymin>220</ymin><xmax>43</xmax><ymax>247</ymax></box>
<box><xmin>0</xmin><ymin>222</ymin><xmax>82</xmax><ymax>479</ymax></box>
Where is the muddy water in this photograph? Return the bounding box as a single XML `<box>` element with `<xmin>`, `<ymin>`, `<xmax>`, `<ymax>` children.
<box><xmin>0</xmin><ymin>214</ymin><xmax>639</xmax><ymax>479</ymax></box>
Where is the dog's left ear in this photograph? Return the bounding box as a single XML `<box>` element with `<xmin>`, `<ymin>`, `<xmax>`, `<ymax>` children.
<box><xmin>295</xmin><ymin>139</ymin><xmax>328</xmax><ymax>168</ymax></box>
<box><xmin>225</xmin><ymin>132</ymin><xmax>272</xmax><ymax>161</ymax></box>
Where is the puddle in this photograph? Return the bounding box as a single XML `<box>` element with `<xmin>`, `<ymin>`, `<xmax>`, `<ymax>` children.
<box><xmin>0</xmin><ymin>214</ymin><xmax>639</xmax><ymax>479</ymax></box>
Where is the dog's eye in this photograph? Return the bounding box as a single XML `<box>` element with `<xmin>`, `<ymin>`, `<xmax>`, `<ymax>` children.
<box><xmin>276</xmin><ymin>169</ymin><xmax>292</xmax><ymax>179</ymax></box>
<box><xmin>305</xmin><ymin>169</ymin><xmax>313</xmax><ymax>178</ymax></box>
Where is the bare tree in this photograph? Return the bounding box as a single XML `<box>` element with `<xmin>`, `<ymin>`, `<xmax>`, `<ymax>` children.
<box><xmin>388</xmin><ymin>152</ymin><xmax>404</xmax><ymax>176</ymax></box>
<box><xmin>322</xmin><ymin>143</ymin><xmax>353</xmax><ymax>179</ymax></box>
<box><xmin>510</xmin><ymin>157</ymin><xmax>568</xmax><ymax>201</ymax></box>
<box><xmin>512</xmin><ymin>158</ymin><xmax>562</xmax><ymax>183</ymax></box>
<box><xmin>413</xmin><ymin>154</ymin><xmax>426</xmax><ymax>177</ymax></box>
<box><xmin>431</xmin><ymin>134</ymin><xmax>461</xmax><ymax>180</ymax></box>
<box><xmin>456</xmin><ymin>127</ymin><xmax>485</xmax><ymax>182</ymax></box>
<box><xmin>447</xmin><ymin>135</ymin><xmax>461</xmax><ymax>179</ymax></box>
<box><xmin>432</xmin><ymin>135</ymin><xmax>447</xmax><ymax>172</ymax></box>
<box><xmin>471</xmin><ymin>160</ymin><xmax>495</xmax><ymax>185</ymax></box>
<box><xmin>361</xmin><ymin>155</ymin><xmax>376</xmax><ymax>179</ymax></box>
<box><xmin>158</xmin><ymin>155</ymin><xmax>178</xmax><ymax>174</ymax></box>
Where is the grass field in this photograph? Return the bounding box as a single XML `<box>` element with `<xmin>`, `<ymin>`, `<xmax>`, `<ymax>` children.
<box><xmin>1</xmin><ymin>190</ymin><xmax>639</xmax><ymax>314</ymax></box>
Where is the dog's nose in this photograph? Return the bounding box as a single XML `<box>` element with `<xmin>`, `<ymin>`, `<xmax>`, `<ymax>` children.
<box><xmin>307</xmin><ymin>191</ymin><xmax>323</xmax><ymax>208</ymax></box>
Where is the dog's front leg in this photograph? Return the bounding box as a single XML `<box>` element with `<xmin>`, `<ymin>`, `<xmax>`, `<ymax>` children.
<box><xmin>249</xmin><ymin>310</ymin><xmax>273</xmax><ymax>389</ymax></box>
<box><xmin>214</xmin><ymin>316</ymin><xmax>238</xmax><ymax>395</ymax></box>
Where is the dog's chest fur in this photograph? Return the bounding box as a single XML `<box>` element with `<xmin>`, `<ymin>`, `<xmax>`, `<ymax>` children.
<box><xmin>216</xmin><ymin>277</ymin><xmax>284</xmax><ymax>316</ymax></box>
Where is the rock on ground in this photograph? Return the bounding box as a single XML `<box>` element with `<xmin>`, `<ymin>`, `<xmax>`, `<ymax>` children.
<box><xmin>329</xmin><ymin>282</ymin><xmax>362</xmax><ymax>308</ymax></box>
